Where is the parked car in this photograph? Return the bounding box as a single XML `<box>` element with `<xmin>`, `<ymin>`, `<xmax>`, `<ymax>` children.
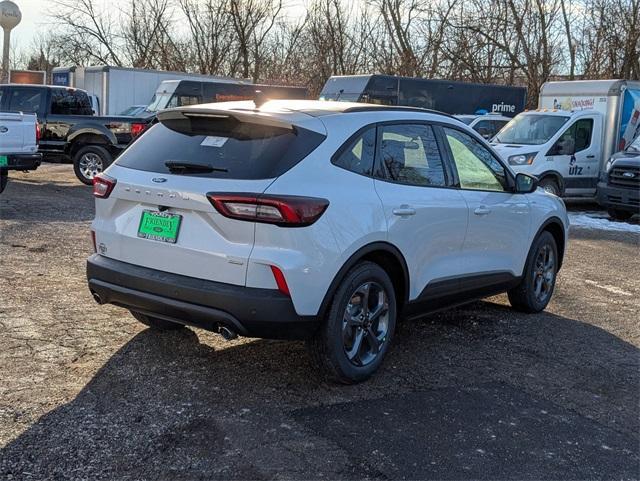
<box><xmin>597</xmin><ymin>134</ymin><xmax>640</xmax><ymax>220</ymax></box>
<box><xmin>0</xmin><ymin>111</ymin><xmax>42</xmax><ymax>194</ymax></box>
<box><xmin>492</xmin><ymin>79</ymin><xmax>640</xmax><ymax>198</ymax></box>
<box><xmin>0</xmin><ymin>84</ymin><xmax>151</xmax><ymax>185</ymax></box>
<box><xmin>86</xmin><ymin>100</ymin><xmax>569</xmax><ymax>383</ymax></box>
<box><xmin>455</xmin><ymin>113</ymin><xmax>511</xmax><ymax>139</ymax></box>
<box><xmin>119</xmin><ymin>105</ymin><xmax>149</xmax><ymax>117</ymax></box>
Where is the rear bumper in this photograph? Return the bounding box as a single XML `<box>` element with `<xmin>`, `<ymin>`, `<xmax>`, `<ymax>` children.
<box><xmin>597</xmin><ymin>182</ymin><xmax>640</xmax><ymax>212</ymax></box>
<box><xmin>86</xmin><ymin>254</ymin><xmax>319</xmax><ymax>340</ymax></box>
<box><xmin>0</xmin><ymin>153</ymin><xmax>41</xmax><ymax>171</ymax></box>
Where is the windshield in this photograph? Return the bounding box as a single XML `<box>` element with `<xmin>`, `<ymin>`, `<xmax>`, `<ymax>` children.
<box><xmin>626</xmin><ymin>135</ymin><xmax>640</xmax><ymax>152</ymax></box>
<box><xmin>494</xmin><ymin>114</ymin><xmax>570</xmax><ymax>145</ymax></box>
<box><xmin>456</xmin><ymin>116</ymin><xmax>475</xmax><ymax>125</ymax></box>
<box><xmin>146</xmin><ymin>93</ymin><xmax>175</xmax><ymax>113</ymax></box>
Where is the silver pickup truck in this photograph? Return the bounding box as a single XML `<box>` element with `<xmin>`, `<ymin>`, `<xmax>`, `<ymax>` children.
<box><xmin>0</xmin><ymin>112</ymin><xmax>42</xmax><ymax>193</ymax></box>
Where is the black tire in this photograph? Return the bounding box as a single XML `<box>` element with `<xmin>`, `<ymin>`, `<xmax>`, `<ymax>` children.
<box><xmin>130</xmin><ymin>310</ymin><xmax>185</xmax><ymax>331</ymax></box>
<box><xmin>306</xmin><ymin>261</ymin><xmax>397</xmax><ymax>384</ymax></box>
<box><xmin>508</xmin><ymin>231</ymin><xmax>558</xmax><ymax>313</ymax></box>
<box><xmin>539</xmin><ymin>177</ymin><xmax>560</xmax><ymax>196</ymax></box>
<box><xmin>607</xmin><ymin>208</ymin><xmax>634</xmax><ymax>221</ymax></box>
<box><xmin>0</xmin><ymin>170</ymin><xmax>7</xmax><ymax>194</ymax></box>
<box><xmin>73</xmin><ymin>145</ymin><xmax>113</xmax><ymax>185</ymax></box>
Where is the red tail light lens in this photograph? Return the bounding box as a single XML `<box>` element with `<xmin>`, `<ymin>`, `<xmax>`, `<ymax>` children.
<box><xmin>207</xmin><ymin>193</ymin><xmax>329</xmax><ymax>227</ymax></box>
<box><xmin>93</xmin><ymin>174</ymin><xmax>117</xmax><ymax>198</ymax></box>
<box><xmin>270</xmin><ymin>265</ymin><xmax>290</xmax><ymax>296</ymax></box>
<box><xmin>35</xmin><ymin>123</ymin><xmax>41</xmax><ymax>144</ymax></box>
<box><xmin>131</xmin><ymin>122</ymin><xmax>147</xmax><ymax>138</ymax></box>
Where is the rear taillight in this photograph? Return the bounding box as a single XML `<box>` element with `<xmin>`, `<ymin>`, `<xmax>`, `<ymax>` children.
<box><xmin>93</xmin><ymin>174</ymin><xmax>117</xmax><ymax>198</ymax></box>
<box><xmin>131</xmin><ymin>122</ymin><xmax>146</xmax><ymax>138</ymax></box>
<box><xmin>207</xmin><ymin>193</ymin><xmax>329</xmax><ymax>227</ymax></box>
<box><xmin>35</xmin><ymin>123</ymin><xmax>41</xmax><ymax>145</ymax></box>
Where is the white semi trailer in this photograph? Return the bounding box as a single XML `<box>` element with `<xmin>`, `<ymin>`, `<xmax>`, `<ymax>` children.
<box><xmin>492</xmin><ymin>80</ymin><xmax>640</xmax><ymax>197</ymax></box>
<box><xmin>51</xmin><ymin>66</ymin><xmax>244</xmax><ymax>116</ymax></box>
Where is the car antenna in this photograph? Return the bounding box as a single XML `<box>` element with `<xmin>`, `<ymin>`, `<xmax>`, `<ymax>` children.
<box><xmin>254</xmin><ymin>90</ymin><xmax>268</xmax><ymax>109</ymax></box>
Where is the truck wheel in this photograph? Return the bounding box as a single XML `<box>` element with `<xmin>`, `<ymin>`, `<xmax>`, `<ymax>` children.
<box><xmin>130</xmin><ymin>310</ymin><xmax>185</xmax><ymax>331</ymax></box>
<box><xmin>0</xmin><ymin>170</ymin><xmax>7</xmax><ymax>194</ymax></box>
<box><xmin>539</xmin><ymin>178</ymin><xmax>560</xmax><ymax>196</ymax></box>
<box><xmin>607</xmin><ymin>209</ymin><xmax>634</xmax><ymax>221</ymax></box>
<box><xmin>306</xmin><ymin>261</ymin><xmax>396</xmax><ymax>384</ymax></box>
<box><xmin>73</xmin><ymin>145</ymin><xmax>113</xmax><ymax>185</ymax></box>
<box><xmin>508</xmin><ymin>231</ymin><xmax>558</xmax><ymax>313</ymax></box>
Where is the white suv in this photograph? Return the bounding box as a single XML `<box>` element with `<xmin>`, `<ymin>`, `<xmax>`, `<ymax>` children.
<box><xmin>87</xmin><ymin>100</ymin><xmax>569</xmax><ymax>383</ymax></box>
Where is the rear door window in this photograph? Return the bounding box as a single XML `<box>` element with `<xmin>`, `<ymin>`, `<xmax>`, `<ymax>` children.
<box><xmin>7</xmin><ymin>88</ymin><xmax>43</xmax><ymax>114</ymax></box>
<box><xmin>116</xmin><ymin>119</ymin><xmax>326</xmax><ymax>180</ymax></box>
<box><xmin>375</xmin><ymin>123</ymin><xmax>447</xmax><ymax>187</ymax></box>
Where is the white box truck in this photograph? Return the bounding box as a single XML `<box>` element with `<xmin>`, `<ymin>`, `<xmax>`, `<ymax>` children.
<box><xmin>51</xmin><ymin>66</ymin><xmax>243</xmax><ymax>116</ymax></box>
<box><xmin>492</xmin><ymin>80</ymin><xmax>640</xmax><ymax>197</ymax></box>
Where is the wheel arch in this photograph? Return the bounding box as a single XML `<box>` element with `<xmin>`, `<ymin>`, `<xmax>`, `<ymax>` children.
<box><xmin>537</xmin><ymin>170</ymin><xmax>565</xmax><ymax>196</ymax></box>
<box><xmin>317</xmin><ymin>242</ymin><xmax>410</xmax><ymax>319</ymax></box>
<box><xmin>67</xmin><ymin>132</ymin><xmax>112</xmax><ymax>158</ymax></box>
<box><xmin>535</xmin><ymin>216</ymin><xmax>566</xmax><ymax>270</ymax></box>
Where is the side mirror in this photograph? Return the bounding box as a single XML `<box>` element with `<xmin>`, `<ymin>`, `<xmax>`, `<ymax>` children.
<box><xmin>549</xmin><ymin>139</ymin><xmax>576</xmax><ymax>156</ymax></box>
<box><xmin>515</xmin><ymin>173</ymin><xmax>538</xmax><ymax>193</ymax></box>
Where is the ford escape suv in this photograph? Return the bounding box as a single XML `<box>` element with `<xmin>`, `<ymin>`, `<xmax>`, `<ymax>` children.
<box><xmin>87</xmin><ymin>100</ymin><xmax>569</xmax><ymax>383</ymax></box>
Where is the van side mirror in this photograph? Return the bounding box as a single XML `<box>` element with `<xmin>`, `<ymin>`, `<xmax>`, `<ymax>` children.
<box><xmin>515</xmin><ymin>173</ymin><xmax>538</xmax><ymax>193</ymax></box>
<box><xmin>549</xmin><ymin>138</ymin><xmax>575</xmax><ymax>156</ymax></box>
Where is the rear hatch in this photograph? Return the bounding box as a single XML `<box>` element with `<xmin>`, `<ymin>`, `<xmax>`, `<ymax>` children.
<box><xmin>93</xmin><ymin>103</ymin><xmax>326</xmax><ymax>286</ymax></box>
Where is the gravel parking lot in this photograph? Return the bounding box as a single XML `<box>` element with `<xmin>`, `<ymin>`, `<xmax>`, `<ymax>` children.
<box><xmin>1</xmin><ymin>165</ymin><xmax>639</xmax><ymax>480</ymax></box>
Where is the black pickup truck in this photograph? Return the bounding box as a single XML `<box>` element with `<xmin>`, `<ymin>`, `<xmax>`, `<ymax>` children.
<box><xmin>0</xmin><ymin>84</ymin><xmax>150</xmax><ymax>184</ymax></box>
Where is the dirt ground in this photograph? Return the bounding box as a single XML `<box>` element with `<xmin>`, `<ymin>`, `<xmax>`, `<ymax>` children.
<box><xmin>1</xmin><ymin>165</ymin><xmax>639</xmax><ymax>480</ymax></box>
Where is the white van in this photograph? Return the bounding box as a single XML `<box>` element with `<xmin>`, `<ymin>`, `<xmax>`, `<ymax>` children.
<box><xmin>492</xmin><ymin>80</ymin><xmax>640</xmax><ymax>197</ymax></box>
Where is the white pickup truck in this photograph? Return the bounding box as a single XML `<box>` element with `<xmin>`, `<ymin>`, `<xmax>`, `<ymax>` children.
<box><xmin>0</xmin><ymin>112</ymin><xmax>42</xmax><ymax>193</ymax></box>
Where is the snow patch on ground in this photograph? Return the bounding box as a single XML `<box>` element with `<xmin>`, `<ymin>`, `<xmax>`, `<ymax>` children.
<box><xmin>569</xmin><ymin>212</ymin><xmax>640</xmax><ymax>234</ymax></box>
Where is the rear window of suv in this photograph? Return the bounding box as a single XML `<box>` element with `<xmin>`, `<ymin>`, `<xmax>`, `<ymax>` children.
<box><xmin>116</xmin><ymin>119</ymin><xmax>326</xmax><ymax>180</ymax></box>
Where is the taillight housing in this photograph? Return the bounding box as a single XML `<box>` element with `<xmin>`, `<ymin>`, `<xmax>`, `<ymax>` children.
<box><xmin>93</xmin><ymin>174</ymin><xmax>117</xmax><ymax>198</ymax></box>
<box><xmin>131</xmin><ymin>122</ymin><xmax>147</xmax><ymax>138</ymax></box>
<box><xmin>207</xmin><ymin>193</ymin><xmax>329</xmax><ymax>227</ymax></box>
<box><xmin>35</xmin><ymin>123</ymin><xmax>41</xmax><ymax>145</ymax></box>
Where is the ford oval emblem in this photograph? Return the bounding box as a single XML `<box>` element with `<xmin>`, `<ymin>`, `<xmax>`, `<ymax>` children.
<box><xmin>622</xmin><ymin>172</ymin><xmax>635</xmax><ymax>178</ymax></box>
<box><xmin>0</xmin><ymin>126</ymin><xmax>8</xmax><ymax>133</ymax></box>
<box><xmin>152</xmin><ymin>177</ymin><xmax>167</xmax><ymax>183</ymax></box>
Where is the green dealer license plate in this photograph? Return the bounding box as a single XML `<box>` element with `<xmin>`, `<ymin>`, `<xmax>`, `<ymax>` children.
<box><xmin>137</xmin><ymin>210</ymin><xmax>182</xmax><ymax>244</ymax></box>
<box><xmin>0</xmin><ymin>156</ymin><xmax>8</xmax><ymax>167</ymax></box>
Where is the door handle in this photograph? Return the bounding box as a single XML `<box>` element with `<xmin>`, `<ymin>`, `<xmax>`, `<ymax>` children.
<box><xmin>474</xmin><ymin>206</ymin><xmax>491</xmax><ymax>216</ymax></box>
<box><xmin>586</xmin><ymin>155</ymin><xmax>595</xmax><ymax>159</ymax></box>
<box><xmin>392</xmin><ymin>205</ymin><xmax>416</xmax><ymax>216</ymax></box>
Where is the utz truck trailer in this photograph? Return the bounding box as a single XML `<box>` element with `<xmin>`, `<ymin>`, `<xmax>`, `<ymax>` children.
<box><xmin>492</xmin><ymin>79</ymin><xmax>640</xmax><ymax>197</ymax></box>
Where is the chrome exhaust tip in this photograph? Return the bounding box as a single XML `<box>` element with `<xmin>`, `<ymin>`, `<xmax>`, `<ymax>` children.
<box><xmin>219</xmin><ymin>326</ymin><xmax>238</xmax><ymax>341</ymax></box>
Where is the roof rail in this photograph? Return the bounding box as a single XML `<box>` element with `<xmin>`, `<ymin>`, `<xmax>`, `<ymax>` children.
<box><xmin>342</xmin><ymin>105</ymin><xmax>456</xmax><ymax>120</ymax></box>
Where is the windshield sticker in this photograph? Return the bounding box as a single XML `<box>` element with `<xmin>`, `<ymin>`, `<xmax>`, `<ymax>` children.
<box><xmin>201</xmin><ymin>136</ymin><xmax>228</xmax><ymax>148</ymax></box>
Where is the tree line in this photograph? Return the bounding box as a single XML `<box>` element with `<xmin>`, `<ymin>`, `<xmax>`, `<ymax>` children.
<box><xmin>23</xmin><ymin>0</ymin><xmax>640</xmax><ymax>106</ymax></box>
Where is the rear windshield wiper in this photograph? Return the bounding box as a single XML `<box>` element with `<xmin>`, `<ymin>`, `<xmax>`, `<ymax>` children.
<box><xmin>164</xmin><ymin>161</ymin><xmax>228</xmax><ymax>174</ymax></box>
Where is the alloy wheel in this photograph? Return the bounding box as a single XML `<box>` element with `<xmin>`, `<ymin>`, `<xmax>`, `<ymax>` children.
<box><xmin>342</xmin><ymin>282</ymin><xmax>390</xmax><ymax>366</ymax></box>
<box><xmin>533</xmin><ymin>244</ymin><xmax>555</xmax><ymax>303</ymax></box>
<box><xmin>79</xmin><ymin>153</ymin><xmax>104</xmax><ymax>181</ymax></box>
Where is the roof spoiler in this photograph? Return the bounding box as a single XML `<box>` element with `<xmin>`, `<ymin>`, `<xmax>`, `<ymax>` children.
<box><xmin>157</xmin><ymin>107</ymin><xmax>295</xmax><ymax>132</ymax></box>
